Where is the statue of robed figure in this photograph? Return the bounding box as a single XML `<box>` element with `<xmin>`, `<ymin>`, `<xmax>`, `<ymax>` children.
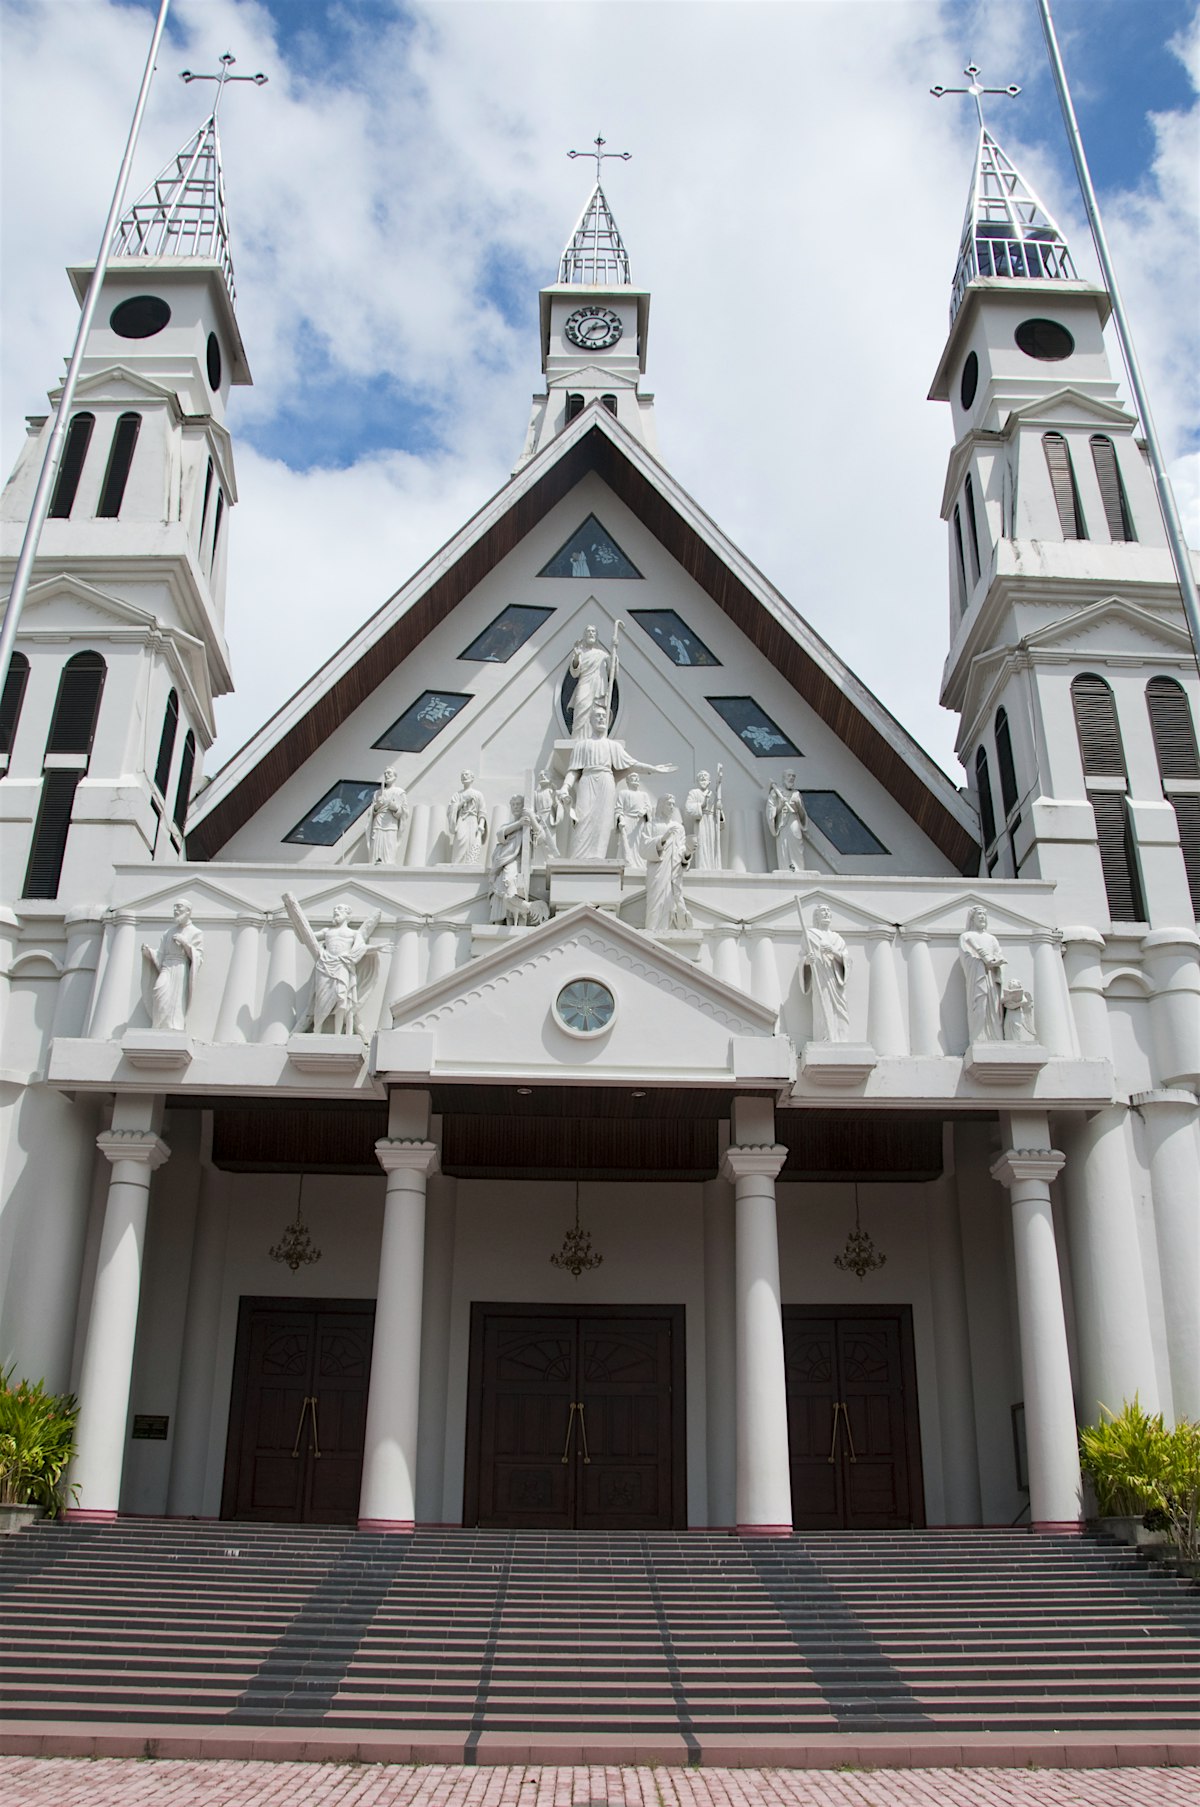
<box><xmin>283</xmin><ymin>894</ymin><xmax>385</xmax><ymax>1037</ymax></box>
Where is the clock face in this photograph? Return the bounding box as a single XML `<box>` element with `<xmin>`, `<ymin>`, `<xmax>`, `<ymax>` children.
<box><xmin>564</xmin><ymin>305</ymin><xmax>623</xmax><ymax>351</ymax></box>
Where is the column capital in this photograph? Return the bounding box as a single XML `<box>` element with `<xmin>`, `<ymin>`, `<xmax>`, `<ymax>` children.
<box><xmin>375</xmin><ymin>1138</ymin><xmax>440</xmax><ymax>1178</ymax></box>
<box><xmin>95</xmin><ymin>1130</ymin><xmax>170</xmax><ymax>1171</ymax></box>
<box><xmin>721</xmin><ymin>1143</ymin><xmax>788</xmax><ymax>1183</ymax></box>
<box><xmin>990</xmin><ymin>1147</ymin><xmax>1065</xmax><ymax>1189</ymax></box>
<box><xmin>1132</xmin><ymin>1087</ymin><xmax>1199</xmax><ymax>1113</ymax></box>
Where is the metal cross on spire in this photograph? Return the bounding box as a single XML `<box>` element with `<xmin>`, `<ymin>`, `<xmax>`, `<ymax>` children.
<box><xmin>180</xmin><ymin>51</ymin><xmax>267</xmax><ymax>117</ymax></box>
<box><xmin>931</xmin><ymin>63</ymin><xmax>1020</xmax><ymax>131</ymax></box>
<box><xmin>567</xmin><ymin>134</ymin><xmax>631</xmax><ymax>186</ymax></box>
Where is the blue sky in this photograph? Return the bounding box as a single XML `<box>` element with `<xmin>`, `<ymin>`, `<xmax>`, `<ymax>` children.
<box><xmin>2</xmin><ymin>0</ymin><xmax>1197</xmax><ymax>774</ymax></box>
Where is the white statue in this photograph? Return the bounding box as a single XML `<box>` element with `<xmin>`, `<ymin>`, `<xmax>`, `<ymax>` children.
<box><xmin>559</xmin><ymin>701</ymin><xmax>675</xmax><ymax>861</ymax></box>
<box><xmin>489</xmin><ymin>794</ymin><xmax>548</xmax><ymax>926</ymax></box>
<box><xmin>766</xmin><ymin>771</ymin><xmax>808</xmax><ymax>871</ymax></box>
<box><xmin>959</xmin><ymin>905</ymin><xmax>1006</xmax><ymax>1043</ymax></box>
<box><xmin>141</xmin><ymin>899</ymin><xmax>203</xmax><ymax>1032</ymax></box>
<box><xmin>533</xmin><ymin>768</ymin><xmax>564</xmax><ymax>854</ymax></box>
<box><xmin>446</xmin><ymin>770</ymin><xmax>488</xmax><ymax>865</ymax></box>
<box><xmin>615</xmin><ymin>772</ymin><xmax>652</xmax><ymax>870</ymax></box>
<box><xmin>283</xmin><ymin>895</ymin><xmax>384</xmax><ymax>1037</ymax></box>
<box><xmin>644</xmin><ymin>796</ymin><xmax>693</xmax><ymax>933</ymax></box>
<box><xmin>565</xmin><ymin>623</ymin><xmax>612</xmax><ymax>734</ymax></box>
<box><xmin>800</xmin><ymin>903</ymin><xmax>850</xmax><ymax>1042</ymax></box>
<box><xmin>366</xmin><ymin>767</ymin><xmax>410</xmax><ymax>866</ymax></box>
<box><xmin>685</xmin><ymin>767</ymin><xmax>724</xmax><ymax>870</ymax></box>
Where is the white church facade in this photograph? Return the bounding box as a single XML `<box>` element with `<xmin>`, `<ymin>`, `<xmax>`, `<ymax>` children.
<box><xmin>1</xmin><ymin>111</ymin><xmax>1197</xmax><ymax>1543</ymax></box>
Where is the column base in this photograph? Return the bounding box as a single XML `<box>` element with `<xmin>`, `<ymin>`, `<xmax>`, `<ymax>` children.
<box><xmin>1031</xmin><ymin>1519</ymin><xmax>1084</xmax><ymax>1534</ymax></box>
<box><xmin>61</xmin><ymin>1507</ymin><xmax>119</xmax><ymax>1524</ymax></box>
<box><xmin>735</xmin><ymin>1522</ymin><xmax>793</xmax><ymax>1537</ymax></box>
<box><xmin>357</xmin><ymin>1516</ymin><xmax>415</xmax><ymax>1533</ymax></box>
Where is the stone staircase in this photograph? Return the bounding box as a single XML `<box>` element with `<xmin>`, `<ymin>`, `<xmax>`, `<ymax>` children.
<box><xmin>1</xmin><ymin>1522</ymin><xmax>1198</xmax><ymax>1748</ymax></box>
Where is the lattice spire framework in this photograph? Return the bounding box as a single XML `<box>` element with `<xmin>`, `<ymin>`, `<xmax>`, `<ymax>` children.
<box><xmin>110</xmin><ymin>113</ymin><xmax>236</xmax><ymax>301</ymax></box>
<box><xmin>559</xmin><ymin>184</ymin><xmax>631</xmax><ymax>286</ymax></box>
<box><xmin>950</xmin><ymin>128</ymin><xmax>1076</xmax><ymax>321</ymax></box>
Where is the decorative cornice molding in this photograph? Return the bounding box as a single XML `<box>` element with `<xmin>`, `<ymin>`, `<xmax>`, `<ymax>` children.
<box><xmin>375</xmin><ymin>1138</ymin><xmax>440</xmax><ymax>1178</ymax></box>
<box><xmin>95</xmin><ymin>1130</ymin><xmax>171</xmax><ymax>1171</ymax></box>
<box><xmin>990</xmin><ymin>1147</ymin><xmax>1065</xmax><ymax>1189</ymax></box>
<box><xmin>721</xmin><ymin>1143</ymin><xmax>788</xmax><ymax>1183</ymax></box>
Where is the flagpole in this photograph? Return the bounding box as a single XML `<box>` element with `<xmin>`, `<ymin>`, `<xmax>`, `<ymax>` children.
<box><xmin>1035</xmin><ymin>0</ymin><xmax>1200</xmax><ymax>673</ymax></box>
<box><xmin>0</xmin><ymin>0</ymin><xmax>172</xmax><ymax>687</ymax></box>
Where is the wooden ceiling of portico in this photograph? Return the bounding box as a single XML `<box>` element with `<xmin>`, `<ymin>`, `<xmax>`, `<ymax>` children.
<box><xmin>187</xmin><ymin>423</ymin><xmax>977</xmax><ymax>873</ymax></box>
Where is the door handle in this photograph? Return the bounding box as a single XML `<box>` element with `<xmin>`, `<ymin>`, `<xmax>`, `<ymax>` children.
<box><xmin>560</xmin><ymin>1401</ymin><xmax>578</xmax><ymax>1464</ymax></box>
<box><xmin>291</xmin><ymin>1395</ymin><xmax>312</xmax><ymax>1458</ymax></box>
<box><xmin>576</xmin><ymin>1400</ymin><xmax>591</xmax><ymax>1465</ymax></box>
<box><xmin>827</xmin><ymin>1401</ymin><xmax>841</xmax><ymax>1464</ymax></box>
<box><xmin>308</xmin><ymin>1393</ymin><xmax>321</xmax><ymax>1459</ymax></box>
<box><xmin>838</xmin><ymin>1400</ymin><xmax>857</xmax><ymax>1464</ymax></box>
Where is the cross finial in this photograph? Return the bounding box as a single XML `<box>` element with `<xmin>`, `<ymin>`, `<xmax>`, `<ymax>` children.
<box><xmin>567</xmin><ymin>134</ymin><xmax>631</xmax><ymax>187</ymax></box>
<box><xmin>180</xmin><ymin>51</ymin><xmax>267</xmax><ymax>117</ymax></box>
<box><xmin>931</xmin><ymin>62</ymin><xmax>1020</xmax><ymax>132</ymax></box>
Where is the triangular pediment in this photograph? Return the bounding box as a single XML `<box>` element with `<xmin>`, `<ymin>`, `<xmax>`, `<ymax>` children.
<box><xmin>1023</xmin><ymin>595</ymin><xmax>1194</xmax><ymax>658</ymax></box>
<box><xmin>59</xmin><ymin>365</ymin><xmax>183</xmax><ymax>409</ymax></box>
<box><xmin>380</xmin><ymin>903</ymin><xmax>786</xmax><ymax>1085</ymax></box>
<box><xmin>1007</xmin><ymin>387</ymin><xmax>1135</xmax><ymax>431</ymax></box>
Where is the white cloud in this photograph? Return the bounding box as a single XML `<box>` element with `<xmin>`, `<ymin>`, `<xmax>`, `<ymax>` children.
<box><xmin>3</xmin><ymin>0</ymin><xmax>1197</xmax><ymax>785</ymax></box>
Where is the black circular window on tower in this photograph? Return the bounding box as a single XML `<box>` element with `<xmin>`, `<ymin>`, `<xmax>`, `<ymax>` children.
<box><xmin>960</xmin><ymin>351</ymin><xmax>979</xmax><ymax>409</ymax></box>
<box><xmin>1015</xmin><ymin>318</ymin><xmax>1075</xmax><ymax>361</ymax></box>
<box><xmin>206</xmin><ymin>332</ymin><xmax>222</xmax><ymax>391</ymax></box>
<box><xmin>110</xmin><ymin>295</ymin><xmax>171</xmax><ymax>339</ymax></box>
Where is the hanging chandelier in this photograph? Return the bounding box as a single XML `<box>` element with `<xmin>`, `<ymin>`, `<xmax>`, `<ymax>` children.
<box><xmin>833</xmin><ymin>1182</ymin><xmax>886</xmax><ymax>1281</ymax></box>
<box><xmin>550</xmin><ymin>1181</ymin><xmax>603</xmax><ymax>1279</ymax></box>
<box><xmin>269</xmin><ymin>1175</ymin><xmax>323</xmax><ymax>1274</ymax></box>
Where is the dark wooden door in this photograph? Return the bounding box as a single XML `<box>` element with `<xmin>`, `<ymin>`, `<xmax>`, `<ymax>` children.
<box><xmin>784</xmin><ymin>1306</ymin><xmax>923</xmax><ymax>1531</ymax></box>
<box><xmin>221</xmin><ymin>1298</ymin><xmax>374</xmax><ymax>1524</ymax></box>
<box><xmin>465</xmin><ymin>1305</ymin><xmax>684</xmax><ymax>1529</ymax></box>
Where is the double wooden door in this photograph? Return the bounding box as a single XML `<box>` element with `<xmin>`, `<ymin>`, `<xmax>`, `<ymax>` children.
<box><xmin>784</xmin><ymin>1306</ymin><xmax>924</xmax><ymax>1530</ymax></box>
<box><xmin>221</xmin><ymin>1298</ymin><xmax>375</xmax><ymax>1524</ymax></box>
<box><xmin>465</xmin><ymin>1305</ymin><xmax>685</xmax><ymax>1529</ymax></box>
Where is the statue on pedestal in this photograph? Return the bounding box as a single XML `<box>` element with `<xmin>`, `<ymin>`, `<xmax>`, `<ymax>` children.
<box><xmin>766</xmin><ymin>771</ymin><xmax>808</xmax><ymax>871</ymax></box>
<box><xmin>533</xmin><ymin>768</ymin><xmax>564</xmax><ymax>854</ymax></box>
<box><xmin>685</xmin><ymin>767</ymin><xmax>724</xmax><ymax>870</ymax></box>
<box><xmin>489</xmin><ymin>794</ymin><xmax>548</xmax><ymax>926</ymax></box>
<box><xmin>566</xmin><ymin>623</ymin><xmax>613</xmax><ymax>734</ymax></box>
<box><xmin>959</xmin><ymin>905</ymin><xmax>1006</xmax><ymax>1043</ymax></box>
<box><xmin>800</xmin><ymin>903</ymin><xmax>850</xmax><ymax>1042</ymax></box>
<box><xmin>447</xmin><ymin>770</ymin><xmax>488</xmax><ymax>865</ymax></box>
<box><xmin>644</xmin><ymin>797</ymin><xmax>693</xmax><ymax>933</ymax></box>
<box><xmin>366</xmin><ymin>767</ymin><xmax>410</xmax><ymax>866</ymax></box>
<box><xmin>559</xmin><ymin>701</ymin><xmax>675</xmax><ymax>861</ymax></box>
<box><xmin>283</xmin><ymin>895</ymin><xmax>384</xmax><ymax>1037</ymax></box>
<box><xmin>141</xmin><ymin>900</ymin><xmax>204</xmax><ymax>1031</ymax></box>
<box><xmin>615</xmin><ymin>772</ymin><xmax>653</xmax><ymax>870</ymax></box>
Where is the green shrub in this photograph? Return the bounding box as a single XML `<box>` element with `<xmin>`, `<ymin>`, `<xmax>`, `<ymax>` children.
<box><xmin>1157</xmin><ymin>1420</ymin><xmax>1200</xmax><ymax>1566</ymax></box>
<box><xmin>0</xmin><ymin>1366</ymin><xmax>79</xmax><ymax>1514</ymax></box>
<box><xmin>1078</xmin><ymin>1397</ymin><xmax>1169</xmax><ymax>1518</ymax></box>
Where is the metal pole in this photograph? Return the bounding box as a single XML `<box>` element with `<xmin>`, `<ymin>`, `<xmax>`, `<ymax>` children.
<box><xmin>0</xmin><ymin>0</ymin><xmax>172</xmax><ymax>687</ymax></box>
<box><xmin>1036</xmin><ymin>0</ymin><xmax>1200</xmax><ymax>673</ymax></box>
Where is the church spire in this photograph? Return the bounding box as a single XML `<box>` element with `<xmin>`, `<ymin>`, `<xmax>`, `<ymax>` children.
<box><xmin>949</xmin><ymin>127</ymin><xmax>1077</xmax><ymax>322</ymax></box>
<box><xmin>558</xmin><ymin>183</ymin><xmax>632</xmax><ymax>286</ymax></box>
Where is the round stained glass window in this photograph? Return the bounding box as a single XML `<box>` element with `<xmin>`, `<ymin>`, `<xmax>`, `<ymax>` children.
<box><xmin>555</xmin><ymin>978</ymin><xmax>616</xmax><ymax>1035</ymax></box>
<box><xmin>1014</xmin><ymin>317</ymin><xmax>1075</xmax><ymax>361</ymax></box>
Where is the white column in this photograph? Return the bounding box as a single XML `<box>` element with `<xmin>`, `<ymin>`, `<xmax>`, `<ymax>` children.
<box><xmin>1134</xmin><ymin>1089</ymin><xmax>1200</xmax><ymax>1420</ymax></box>
<box><xmin>722</xmin><ymin>1142</ymin><xmax>792</xmax><ymax>1534</ymax></box>
<box><xmin>713</xmin><ymin>933</ymin><xmax>742</xmax><ymax>990</ymax></box>
<box><xmin>358</xmin><ymin>1138</ymin><xmax>439</xmax><ymax>1530</ymax></box>
<box><xmin>166</xmin><ymin>1159</ymin><xmax>230</xmax><ymax>1516</ymax></box>
<box><xmin>428</xmin><ymin>927</ymin><xmax>458</xmax><ymax>982</ymax></box>
<box><xmin>405</xmin><ymin>801</ymin><xmax>433</xmax><ymax>867</ymax></box>
<box><xmin>749</xmin><ymin>936</ymin><xmax>781</xmax><ymax>1013</ymax></box>
<box><xmin>904</xmin><ymin>932</ymin><xmax>942</xmax><ymax>1056</ymax></box>
<box><xmin>702</xmin><ymin>1175</ymin><xmax>737</xmax><ymax>1527</ymax></box>
<box><xmin>384</xmin><ymin>924</ymin><xmax>422</xmax><ymax>1011</ymax></box>
<box><xmin>1143</xmin><ymin>929</ymin><xmax>1200</xmax><ymax>1091</ymax></box>
<box><xmin>260</xmin><ymin>912</ymin><xmax>300</xmax><ymax>1044</ymax></box>
<box><xmin>87</xmin><ymin>912</ymin><xmax>137</xmax><ymax>1039</ymax></box>
<box><xmin>67</xmin><ymin>1127</ymin><xmax>170</xmax><ymax>1520</ymax></box>
<box><xmin>415</xmin><ymin>1173</ymin><xmax>457</xmax><ymax>1523</ymax></box>
<box><xmin>213</xmin><ymin>914</ymin><xmax>262</xmax><ymax>1044</ymax></box>
<box><xmin>1061</xmin><ymin>1105</ymin><xmax>1161</xmax><ymax>1423</ymax></box>
<box><xmin>53</xmin><ymin>906</ymin><xmax>107</xmax><ymax>1039</ymax></box>
<box><xmin>990</xmin><ymin>1143</ymin><xmax>1083</xmax><ymax>1531</ymax></box>
<box><xmin>866</xmin><ymin>930</ymin><xmax>907</xmax><ymax>1056</ymax></box>
<box><xmin>1032</xmin><ymin>933</ymin><xmax>1078</xmax><ymax>1058</ymax></box>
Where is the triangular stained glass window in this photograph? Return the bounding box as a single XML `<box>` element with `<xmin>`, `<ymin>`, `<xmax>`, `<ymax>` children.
<box><xmin>539</xmin><ymin>515</ymin><xmax>642</xmax><ymax>580</ymax></box>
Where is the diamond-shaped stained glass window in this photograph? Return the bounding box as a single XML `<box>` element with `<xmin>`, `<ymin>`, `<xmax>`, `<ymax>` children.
<box><xmin>374</xmin><ymin>691</ymin><xmax>471</xmax><ymax>753</ymax></box>
<box><xmin>539</xmin><ymin>515</ymin><xmax>642</xmax><ymax>579</ymax></box>
<box><xmin>707</xmin><ymin>696</ymin><xmax>799</xmax><ymax>758</ymax></box>
<box><xmin>283</xmin><ymin>779</ymin><xmax>377</xmax><ymax>846</ymax></box>
<box><xmin>803</xmin><ymin>791</ymin><xmax>888</xmax><ymax>855</ymax></box>
<box><xmin>630</xmin><ymin>610</ymin><xmax>720</xmax><ymax>667</ymax></box>
<box><xmin>460</xmin><ymin>604</ymin><xmax>553</xmax><ymax>663</ymax></box>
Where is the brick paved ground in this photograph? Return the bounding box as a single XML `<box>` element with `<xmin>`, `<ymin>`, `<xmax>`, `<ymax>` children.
<box><xmin>1</xmin><ymin>1763</ymin><xmax>1199</xmax><ymax>1807</ymax></box>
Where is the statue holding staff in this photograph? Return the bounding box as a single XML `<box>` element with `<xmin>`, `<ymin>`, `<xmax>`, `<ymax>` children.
<box><xmin>799</xmin><ymin>901</ymin><xmax>850</xmax><ymax>1042</ymax></box>
<box><xmin>685</xmin><ymin>766</ymin><xmax>724</xmax><ymax>870</ymax></box>
<box><xmin>489</xmin><ymin>793</ymin><xmax>547</xmax><ymax>926</ymax></box>
<box><xmin>142</xmin><ymin>899</ymin><xmax>204</xmax><ymax>1032</ymax></box>
<box><xmin>565</xmin><ymin>623</ymin><xmax>612</xmax><ymax>735</ymax></box>
<box><xmin>615</xmin><ymin>771</ymin><xmax>652</xmax><ymax>870</ymax></box>
<box><xmin>366</xmin><ymin>767</ymin><xmax>410</xmax><ymax>866</ymax></box>
<box><xmin>766</xmin><ymin>771</ymin><xmax>808</xmax><ymax>871</ymax></box>
<box><xmin>446</xmin><ymin>770</ymin><xmax>488</xmax><ymax>865</ymax></box>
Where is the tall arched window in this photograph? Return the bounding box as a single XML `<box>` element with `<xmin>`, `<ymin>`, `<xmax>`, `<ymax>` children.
<box><xmin>153</xmin><ymin>688</ymin><xmax>179</xmax><ymax>796</ymax></box>
<box><xmin>1090</xmin><ymin>436</ymin><xmax>1135</xmax><ymax>543</ymax></box>
<box><xmin>975</xmin><ymin>744</ymin><xmax>997</xmax><ymax>847</ymax></box>
<box><xmin>964</xmin><ymin>473</ymin><xmax>982</xmax><ymax>584</ymax></box>
<box><xmin>209</xmin><ymin>490</ymin><xmax>225</xmax><ymax>575</ymax></box>
<box><xmin>994</xmin><ymin>707</ymin><xmax>1019</xmax><ymax>820</ymax></box>
<box><xmin>1147</xmin><ymin>676</ymin><xmax>1200</xmax><ymax>913</ymax></box>
<box><xmin>173</xmin><ymin>729</ymin><xmax>196</xmax><ymax>833</ymax></box>
<box><xmin>1</xmin><ymin>652</ymin><xmax>30</xmax><ymax>761</ymax></box>
<box><xmin>601</xmin><ymin>394</ymin><xmax>618</xmax><ymax>416</ymax></box>
<box><xmin>565</xmin><ymin>394</ymin><xmax>585</xmax><ymax>422</ymax></box>
<box><xmin>48</xmin><ymin>412</ymin><xmax>95</xmax><ymax>519</ymax></box>
<box><xmin>1043</xmin><ymin>432</ymin><xmax>1086</xmax><ymax>539</ymax></box>
<box><xmin>199</xmin><ymin>457</ymin><xmax>214</xmax><ymax>545</ymax></box>
<box><xmin>952</xmin><ymin>507</ymin><xmax>969</xmax><ymax>611</ymax></box>
<box><xmin>1071</xmin><ymin>673</ymin><xmax>1145</xmax><ymax>921</ymax></box>
<box><xmin>24</xmin><ymin>651</ymin><xmax>107</xmax><ymax>898</ymax></box>
<box><xmin>96</xmin><ymin>412</ymin><xmax>141</xmax><ymax>518</ymax></box>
